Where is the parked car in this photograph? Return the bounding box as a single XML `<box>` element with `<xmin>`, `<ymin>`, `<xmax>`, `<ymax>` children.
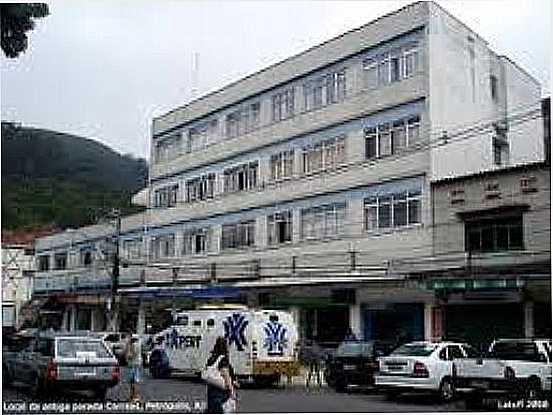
<box><xmin>3</xmin><ymin>331</ymin><xmax>121</xmax><ymax>399</ymax></box>
<box><xmin>454</xmin><ymin>338</ymin><xmax>552</xmax><ymax>400</ymax></box>
<box><xmin>324</xmin><ymin>340</ymin><xmax>393</xmax><ymax>392</ymax></box>
<box><xmin>375</xmin><ymin>341</ymin><xmax>475</xmax><ymax>402</ymax></box>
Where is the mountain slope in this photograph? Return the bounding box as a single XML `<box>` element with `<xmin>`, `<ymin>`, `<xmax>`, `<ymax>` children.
<box><xmin>1</xmin><ymin>122</ymin><xmax>148</xmax><ymax>231</ymax></box>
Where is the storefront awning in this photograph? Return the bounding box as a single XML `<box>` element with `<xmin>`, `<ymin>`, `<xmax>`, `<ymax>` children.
<box><xmin>428</xmin><ymin>278</ymin><xmax>524</xmax><ymax>291</ymax></box>
<box><xmin>121</xmin><ymin>286</ymin><xmax>243</xmax><ymax>299</ymax></box>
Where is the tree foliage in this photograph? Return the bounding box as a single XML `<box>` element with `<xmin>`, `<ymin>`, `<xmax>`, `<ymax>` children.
<box><xmin>1</xmin><ymin>3</ymin><xmax>49</xmax><ymax>58</ymax></box>
<box><xmin>1</xmin><ymin>122</ymin><xmax>148</xmax><ymax>231</ymax></box>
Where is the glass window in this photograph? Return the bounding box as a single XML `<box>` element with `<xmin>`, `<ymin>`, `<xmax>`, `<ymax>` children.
<box><xmin>183</xmin><ymin>228</ymin><xmax>210</xmax><ymax>256</ymax></box>
<box><xmin>222</xmin><ymin>220</ymin><xmax>256</xmax><ymax>250</ymax></box>
<box><xmin>378</xmin><ymin>55</ymin><xmax>389</xmax><ymax>85</ymax></box>
<box><xmin>393</xmin><ymin>192</ymin><xmax>408</xmax><ymax>227</ymax></box>
<box><xmin>301</xmin><ymin>203</ymin><xmax>345</xmax><ymax>240</ymax></box>
<box><xmin>463</xmin><ymin>345</ymin><xmax>480</xmax><ymax>358</ymax></box>
<box><xmin>408</xmin><ymin>190</ymin><xmax>422</xmax><ymax>225</ymax></box>
<box><xmin>390</xmin><ymin>50</ymin><xmax>402</xmax><ymax>83</ymax></box>
<box><xmin>404</xmin><ymin>46</ymin><xmax>419</xmax><ymax>78</ymax></box>
<box><xmin>223</xmin><ymin>162</ymin><xmax>258</xmax><ymax>193</ymax></box>
<box><xmin>365</xmin><ymin>127</ymin><xmax>377</xmax><ymax>159</ymax></box>
<box><xmin>378</xmin><ymin>123</ymin><xmax>391</xmax><ymax>157</ymax></box>
<box><xmin>57</xmin><ymin>339</ymin><xmax>111</xmax><ymax>359</ymax></box>
<box><xmin>38</xmin><ymin>255</ymin><xmax>50</xmax><ymax>271</ymax></box>
<box><xmin>392</xmin><ymin>120</ymin><xmax>407</xmax><ymax>153</ymax></box>
<box><xmin>54</xmin><ymin>252</ymin><xmax>67</xmax><ymax>270</ymax></box>
<box><xmin>378</xmin><ymin>196</ymin><xmax>392</xmax><ymax>228</ymax></box>
<box><xmin>364</xmin><ymin>198</ymin><xmax>378</xmax><ymax>231</ymax></box>
<box><xmin>268</xmin><ymin>211</ymin><xmax>293</xmax><ymax>245</ymax></box>
<box><xmin>391</xmin><ymin>343</ymin><xmax>437</xmax><ymax>356</ymax></box>
<box><xmin>448</xmin><ymin>346</ymin><xmax>465</xmax><ymax>359</ymax></box>
<box><xmin>465</xmin><ymin>215</ymin><xmax>524</xmax><ymax>253</ymax></box>
<box><xmin>407</xmin><ymin>116</ymin><xmax>420</xmax><ymax>145</ymax></box>
<box><xmin>363</xmin><ymin>59</ymin><xmax>378</xmax><ymax>89</ymax></box>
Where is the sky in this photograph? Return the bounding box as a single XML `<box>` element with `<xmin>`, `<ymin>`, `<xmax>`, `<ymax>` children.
<box><xmin>1</xmin><ymin>0</ymin><xmax>551</xmax><ymax>160</ymax></box>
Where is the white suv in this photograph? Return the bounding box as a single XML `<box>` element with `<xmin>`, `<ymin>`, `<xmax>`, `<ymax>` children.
<box><xmin>375</xmin><ymin>341</ymin><xmax>475</xmax><ymax>402</ymax></box>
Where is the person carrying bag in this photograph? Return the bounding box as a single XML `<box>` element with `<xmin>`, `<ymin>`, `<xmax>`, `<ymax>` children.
<box><xmin>203</xmin><ymin>337</ymin><xmax>237</xmax><ymax>413</ymax></box>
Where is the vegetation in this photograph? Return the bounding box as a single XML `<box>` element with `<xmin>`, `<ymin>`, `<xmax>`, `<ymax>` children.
<box><xmin>1</xmin><ymin>3</ymin><xmax>49</xmax><ymax>58</ymax></box>
<box><xmin>1</xmin><ymin>122</ymin><xmax>148</xmax><ymax>231</ymax></box>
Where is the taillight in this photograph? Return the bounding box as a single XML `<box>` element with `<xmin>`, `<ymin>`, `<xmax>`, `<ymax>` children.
<box><xmin>112</xmin><ymin>365</ymin><xmax>121</xmax><ymax>381</ymax></box>
<box><xmin>412</xmin><ymin>361</ymin><xmax>429</xmax><ymax>378</ymax></box>
<box><xmin>46</xmin><ymin>359</ymin><xmax>58</xmax><ymax>381</ymax></box>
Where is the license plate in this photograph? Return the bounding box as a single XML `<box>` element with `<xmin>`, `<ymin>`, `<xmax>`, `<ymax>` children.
<box><xmin>343</xmin><ymin>365</ymin><xmax>357</xmax><ymax>370</ymax></box>
<box><xmin>470</xmin><ymin>380</ymin><xmax>489</xmax><ymax>389</ymax></box>
<box><xmin>75</xmin><ymin>370</ymin><xmax>96</xmax><ymax>378</ymax></box>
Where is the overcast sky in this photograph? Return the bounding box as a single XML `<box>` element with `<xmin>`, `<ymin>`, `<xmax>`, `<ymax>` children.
<box><xmin>1</xmin><ymin>0</ymin><xmax>550</xmax><ymax>160</ymax></box>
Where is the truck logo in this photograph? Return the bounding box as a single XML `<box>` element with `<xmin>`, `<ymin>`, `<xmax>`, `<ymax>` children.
<box><xmin>223</xmin><ymin>313</ymin><xmax>249</xmax><ymax>351</ymax></box>
<box><xmin>263</xmin><ymin>321</ymin><xmax>288</xmax><ymax>356</ymax></box>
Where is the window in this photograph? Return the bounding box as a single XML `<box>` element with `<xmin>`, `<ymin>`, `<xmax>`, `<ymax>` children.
<box><xmin>392</xmin><ymin>120</ymin><xmax>407</xmax><ymax>153</ymax></box>
<box><xmin>304</xmin><ymin>77</ymin><xmax>325</xmax><ymax>111</ymax></box>
<box><xmin>403</xmin><ymin>45</ymin><xmax>419</xmax><ymax>78</ymax></box>
<box><xmin>301</xmin><ymin>203</ymin><xmax>346</xmax><ymax>240</ymax></box>
<box><xmin>186</xmin><ymin>174</ymin><xmax>216</xmax><ymax>203</ymax></box>
<box><xmin>407</xmin><ymin>116</ymin><xmax>421</xmax><ymax>145</ymax></box>
<box><xmin>490</xmin><ymin>75</ymin><xmax>498</xmax><ymax>101</ymax></box>
<box><xmin>223</xmin><ymin>162</ymin><xmax>258</xmax><ymax>193</ymax></box>
<box><xmin>493</xmin><ymin>135</ymin><xmax>509</xmax><ymax>166</ymax></box>
<box><xmin>183</xmin><ymin>228</ymin><xmax>210</xmax><ymax>256</ymax></box>
<box><xmin>326</xmin><ymin>70</ymin><xmax>346</xmax><ymax>104</ymax></box>
<box><xmin>226</xmin><ymin>110</ymin><xmax>241</xmax><ymax>139</ymax></box>
<box><xmin>365</xmin><ymin>115</ymin><xmax>421</xmax><ymax>159</ymax></box>
<box><xmin>155</xmin><ymin>133</ymin><xmax>182</xmax><ymax>162</ymax></box>
<box><xmin>38</xmin><ymin>255</ymin><xmax>50</xmax><ymax>271</ymax></box>
<box><xmin>363</xmin><ymin>58</ymin><xmax>378</xmax><ymax>90</ymax></box>
<box><xmin>302</xmin><ymin>136</ymin><xmax>346</xmax><ymax>174</ymax></box>
<box><xmin>123</xmin><ymin>239</ymin><xmax>142</xmax><ymax>259</ymax></box>
<box><xmin>193</xmin><ymin>320</ymin><xmax>202</xmax><ymax>327</ymax></box>
<box><xmin>80</xmin><ymin>250</ymin><xmax>93</xmax><ymax>267</ymax></box>
<box><xmin>378</xmin><ymin>123</ymin><xmax>391</xmax><ymax>157</ymax></box>
<box><xmin>272</xmin><ymin>88</ymin><xmax>295</xmax><ymax>121</ymax></box>
<box><xmin>154</xmin><ymin>184</ymin><xmax>179</xmax><ymax>208</ymax></box>
<box><xmin>465</xmin><ymin>214</ymin><xmax>524</xmax><ymax>253</ymax></box>
<box><xmin>448</xmin><ymin>346</ymin><xmax>465</xmax><ymax>360</ymax></box>
<box><xmin>188</xmin><ymin>121</ymin><xmax>218</xmax><ymax>151</ymax></box>
<box><xmin>390</xmin><ymin>49</ymin><xmax>402</xmax><ymax>83</ymax></box>
<box><xmin>222</xmin><ymin>220</ymin><xmax>256</xmax><ymax>250</ymax></box>
<box><xmin>463</xmin><ymin>345</ymin><xmax>480</xmax><ymax>358</ymax></box>
<box><xmin>363</xmin><ymin>189</ymin><xmax>422</xmax><ymax>231</ymax></box>
<box><xmin>270</xmin><ymin>150</ymin><xmax>294</xmax><ymax>181</ymax></box>
<box><xmin>378</xmin><ymin>54</ymin><xmax>389</xmax><ymax>85</ymax></box>
<box><xmin>268</xmin><ymin>211</ymin><xmax>293</xmax><ymax>245</ymax></box>
<box><xmin>207</xmin><ymin>319</ymin><xmax>215</xmax><ymax>328</ymax></box>
<box><xmin>244</xmin><ymin>102</ymin><xmax>260</xmax><ymax>132</ymax></box>
<box><xmin>150</xmin><ymin>234</ymin><xmax>175</xmax><ymax>259</ymax></box>
<box><xmin>54</xmin><ymin>252</ymin><xmax>67</xmax><ymax>270</ymax></box>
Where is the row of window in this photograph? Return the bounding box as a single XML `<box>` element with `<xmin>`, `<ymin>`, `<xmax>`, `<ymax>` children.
<box><xmin>37</xmin><ymin>250</ymin><xmax>93</xmax><ymax>271</ymax></box>
<box><xmin>153</xmin><ymin>42</ymin><xmax>420</xmax><ymax>163</ymax></box>
<box><xmin>153</xmin><ymin>111</ymin><xmax>421</xmax><ymax>208</ymax></box>
<box><xmin>147</xmin><ymin>196</ymin><xmax>420</xmax><ymax>258</ymax></box>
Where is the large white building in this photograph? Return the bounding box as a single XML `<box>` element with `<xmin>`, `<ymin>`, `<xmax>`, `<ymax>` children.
<box><xmin>33</xmin><ymin>2</ymin><xmax>546</xmax><ymax>344</ymax></box>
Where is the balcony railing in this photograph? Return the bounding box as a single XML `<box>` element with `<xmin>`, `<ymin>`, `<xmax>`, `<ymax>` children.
<box><xmin>32</xmin><ymin>249</ymin><xmax>550</xmax><ymax>296</ymax></box>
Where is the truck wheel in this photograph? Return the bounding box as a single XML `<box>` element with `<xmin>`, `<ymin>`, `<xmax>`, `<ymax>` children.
<box><xmin>439</xmin><ymin>377</ymin><xmax>456</xmax><ymax>402</ymax></box>
<box><xmin>525</xmin><ymin>378</ymin><xmax>541</xmax><ymax>400</ymax></box>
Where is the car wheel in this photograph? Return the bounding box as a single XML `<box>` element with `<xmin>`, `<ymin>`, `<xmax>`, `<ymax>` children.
<box><xmin>94</xmin><ymin>387</ymin><xmax>108</xmax><ymax>400</ymax></box>
<box><xmin>439</xmin><ymin>377</ymin><xmax>456</xmax><ymax>402</ymax></box>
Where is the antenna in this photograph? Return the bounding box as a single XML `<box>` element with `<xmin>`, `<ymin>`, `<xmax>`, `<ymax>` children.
<box><xmin>191</xmin><ymin>52</ymin><xmax>200</xmax><ymax>100</ymax></box>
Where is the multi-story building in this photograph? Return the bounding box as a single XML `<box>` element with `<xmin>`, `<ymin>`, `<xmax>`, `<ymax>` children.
<box><xmin>33</xmin><ymin>2</ymin><xmax>546</xmax><ymax>344</ymax></box>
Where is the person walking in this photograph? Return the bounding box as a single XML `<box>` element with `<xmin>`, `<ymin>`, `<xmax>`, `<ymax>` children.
<box><xmin>124</xmin><ymin>334</ymin><xmax>143</xmax><ymax>402</ymax></box>
<box><xmin>205</xmin><ymin>337</ymin><xmax>237</xmax><ymax>413</ymax></box>
<box><xmin>305</xmin><ymin>340</ymin><xmax>323</xmax><ymax>388</ymax></box>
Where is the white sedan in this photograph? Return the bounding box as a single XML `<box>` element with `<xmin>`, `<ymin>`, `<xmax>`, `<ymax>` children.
<box><xmin>375</xmin><ymin>341</ymin><xmax>476</xmax><ymax>402</ymax></box>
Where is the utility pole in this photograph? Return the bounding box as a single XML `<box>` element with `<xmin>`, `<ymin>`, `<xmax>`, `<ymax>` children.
<box><xmin>107</xmin><ymin>208</ymin><xmax>121</xmax><ymax>331</ymax></box>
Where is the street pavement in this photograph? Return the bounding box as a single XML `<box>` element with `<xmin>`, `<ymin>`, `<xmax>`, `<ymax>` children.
<box><xmin>2</xmin><ymin>370</ymin><xmax>468</xmax><ymax>413</ymax></box>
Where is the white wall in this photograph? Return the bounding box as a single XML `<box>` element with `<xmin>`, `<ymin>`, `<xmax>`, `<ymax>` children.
<box><xmin>427</xmin><ymin>3</ymin><xmax>542</xmax><ymax>181</ymax></box>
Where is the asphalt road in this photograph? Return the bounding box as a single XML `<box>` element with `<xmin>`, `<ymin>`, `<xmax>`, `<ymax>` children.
<box><xmin>2</xmin><ymin>371</ymin><xmax>469</xmax><ymax>413</ymax></box>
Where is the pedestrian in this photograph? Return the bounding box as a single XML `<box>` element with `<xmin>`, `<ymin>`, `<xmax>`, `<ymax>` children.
<box><xmin>305</xmin><ymin>340</ymin><xmax>322</xmax><ymax>388</ymax></box>
<box><xmin>124</xmin><ymin>334</ymin><xmax>143</xmax><ymax>402</ymax></box>
<box><xmin>205</xmin><ymin>337</ymin><xmax>237</xmax><ymax>413</ymax></box>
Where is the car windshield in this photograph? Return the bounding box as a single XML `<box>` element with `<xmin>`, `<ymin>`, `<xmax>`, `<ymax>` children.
<box><xmin>491</xmin><ymin>341</ymin><xmax>543</xmax><ymax>361</ymax></box>
<box><xmin>57</xmin><ymin>339</ymin><xmax>112</xmax><ymax>359</ymax></box>
<box><xmin>391</xmin><ymin>344</ymin><xmax>437</xmax><ymax>356</ymax></box>
<box><xmin>336</xmin><ymin>342</ymin><xmax>373</xmax><ymax>356</ymax></box>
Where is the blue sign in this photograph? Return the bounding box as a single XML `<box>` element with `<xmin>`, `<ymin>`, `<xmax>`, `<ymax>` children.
<box><xmin>223</xmin><ymin>313</ymin><xmax>249</xmax><ymax>351</ymax></box>
<box><xmin>263</xmin><ymin>321</ymin><xmax>288</xmax><ymax>356</ymax></box>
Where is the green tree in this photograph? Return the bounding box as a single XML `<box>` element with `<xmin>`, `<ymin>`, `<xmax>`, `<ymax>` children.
<box><xmin>1</xmin><ymin>3</ymin><xmax>49</xmax><ymax>58</ymax></box>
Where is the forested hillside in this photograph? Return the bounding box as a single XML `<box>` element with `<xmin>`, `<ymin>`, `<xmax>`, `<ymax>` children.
<box><xmin>1</xmin><ymin>122</ymin><xmax>148</xmax><ymax>230</ymax></box>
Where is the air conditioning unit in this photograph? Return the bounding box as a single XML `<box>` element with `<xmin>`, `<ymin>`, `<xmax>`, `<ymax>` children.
<box><xmin>484</xmin><ymin>182</ymin><xmax>501</xmax><ymax>199</ymax></box>
<box><xmin>449</xmin><ymin>188</ymin><xmax>465</xmax><ymax>205</ymax></box>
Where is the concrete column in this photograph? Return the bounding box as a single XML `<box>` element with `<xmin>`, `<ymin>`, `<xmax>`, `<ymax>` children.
<box><xmin>293</xmin><ymin>148</ymin><xmax>303</xmax><ymax>178</ymax></box>
<box><xmin>349</xmin><ymin>302</ymin><xmax>362</xmax><ymax>339</ymax></box>
<box><xmin>259</xmin><ymin>156</ymin><xmax>271</xmax><ymax>187</ymax></box>
<box><xmin>256</xmin><ymin>216</ymin><xmax>267</xmax><ymax>249</ymax></box>
<box><xmin>424</xmin><ymin>303</ymin><xmax>434</xmax><ymax>342</ymax></box>
<box><xmin>137</xmin><ymin>300</ymin><xmax>146</xmax><ymax>335</ymax></box>
<box><xmin>348</xmin><ymin>129</ymin><xmax>366</xmax><ymax>165</ymax></box>
<box><xmin>289</xmin><ymin>306</ymin><xmax>301</xmax><ymax>326</ymax></box>
<box><xmin>348</xmin><ymin>198</ymin><xmax>364</xmax><ymax>238</ymax></box>
<box><xmin>524</xmin><ymin>301</ymin><xmax>534</xmax><ymax>338</ymax></box>
<box><xmin>211</xmin><ymin>225</ymin><xmax>222</xmax><ymax>254</ymax></box>
<box><xmin>292</xmin><ymin>209</ymin><xmax>302</xmax><ymax>243</ymax></box>
<box><xmin>69</xmin><ymin>305</ymin><xmax>77</xmax><ymax>332</ymax></box>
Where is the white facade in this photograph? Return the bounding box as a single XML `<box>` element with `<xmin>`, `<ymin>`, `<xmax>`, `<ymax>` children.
<box><xmin>2</xmin><ymin>245</ymin><xmax>35</xmax><ymax>329</ymax></box>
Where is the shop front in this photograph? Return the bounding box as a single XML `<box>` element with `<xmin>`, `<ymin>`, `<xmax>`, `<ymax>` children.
<box><xmin>361</xmin><ymin>303</ymin><xmax>425</xmax><ymax>343</ymax></box>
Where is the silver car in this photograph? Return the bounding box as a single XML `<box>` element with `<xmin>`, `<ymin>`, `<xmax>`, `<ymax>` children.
<box><xmin>3</xmin><ymin>331</ymin><xmax>121</xmax><ymax>399</ymax></box>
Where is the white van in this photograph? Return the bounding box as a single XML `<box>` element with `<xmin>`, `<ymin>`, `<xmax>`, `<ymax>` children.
<box><xmin>148</xmin><ymin>305</ymin><xmax>300</xmax><ymax>385</ymax></box>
